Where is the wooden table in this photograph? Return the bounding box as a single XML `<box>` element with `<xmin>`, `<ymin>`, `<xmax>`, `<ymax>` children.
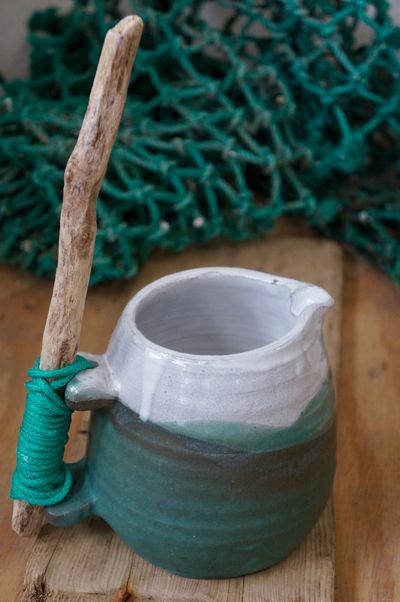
<box><xmin>0</xmin><ymin>233</ymin><xmax>399</xmax><ymax>601</ymax></box>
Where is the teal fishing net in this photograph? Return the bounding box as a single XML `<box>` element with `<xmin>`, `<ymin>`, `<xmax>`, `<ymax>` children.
<box><xmin>0</xmin><ymin>0</ymin><xmax>399</xmax><ymax>284</ymax></box>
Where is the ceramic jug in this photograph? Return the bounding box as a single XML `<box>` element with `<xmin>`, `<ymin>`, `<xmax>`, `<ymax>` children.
<box><xmin>46</xmin><ymin>267</ymin><xmax>336</xmax><ymax>578</ymax></box>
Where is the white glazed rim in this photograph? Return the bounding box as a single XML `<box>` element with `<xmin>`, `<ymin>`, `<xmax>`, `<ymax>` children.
<box><xmin>125</xmin><ymin>267</ymin><xmax>333</xmax><ymax>363</ymax></box>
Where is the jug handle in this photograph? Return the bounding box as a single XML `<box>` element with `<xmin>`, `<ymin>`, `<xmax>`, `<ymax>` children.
<box><xmin>44</xmin><ymin>459</ymin><xmax>95</xmax><ymax>527</ymax></box>
<box><xmin>65</xmin><ymin>353</ymin><xmax>118</xmax><ymax>410</ymax></box>
<box><xmin>44</xmin><ymin>353</ymin><xmax>117</xmax><ymax>526</ymax></box>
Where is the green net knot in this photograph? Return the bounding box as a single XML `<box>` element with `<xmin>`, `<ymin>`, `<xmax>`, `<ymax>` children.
<box><xmin>10</xmin><ymin>355</ymin><xmax>94</xmax><ymax>506</ymax></box>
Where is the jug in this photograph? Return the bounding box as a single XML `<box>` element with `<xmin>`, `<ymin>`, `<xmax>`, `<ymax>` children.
<box><xmin>46</xmin><ymin>267</ymin><xmax>335</xmax><ymax>578</ymax></box>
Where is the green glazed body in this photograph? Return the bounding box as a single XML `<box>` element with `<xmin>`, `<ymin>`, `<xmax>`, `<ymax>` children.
<box><xmin>47</xmin><ymin>396</ymin><xmax>335</xmax><ymax>578</ymax></box>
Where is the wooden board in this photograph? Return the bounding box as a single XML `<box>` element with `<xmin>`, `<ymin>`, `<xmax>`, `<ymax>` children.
<box><xmin>1</xmin><ymin>236</ymin><xmax>343</xmax><ymax>601</ymax></box>
<box><xmin>335</xmin><ymin>253</ymin><xmax>400</xmax><ymax>602</ymax></box>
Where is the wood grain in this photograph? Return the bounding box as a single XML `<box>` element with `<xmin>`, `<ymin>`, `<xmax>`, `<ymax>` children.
<box><xmin>335</xmin><ymin>252</ymin><xmax>400</xmax><ymax>602</ymax></box>
<box><xmin>11</xmin><ymin>15</ymin><xmax>143</xmax><ymax>537</ymax></box>
<box><xmin>15</xmin><ymin>236</ymin><xmax>342</xmax><ymax>601</ymax></box>
<box><xmin>2</xmin><ymin>234</ymin><xmax>398</xmax><ymax>600</ymax></box>
<box><xmin>42</xmin><ymin>14</ymin><xmax>143</xmax><ymax>371</ymax></box>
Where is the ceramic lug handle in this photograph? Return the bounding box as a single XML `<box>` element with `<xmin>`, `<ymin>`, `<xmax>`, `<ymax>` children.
<box><xmin>65</xmin><ymin>353</ymin><xmax>118</xmax><ymax>411</ymax></box>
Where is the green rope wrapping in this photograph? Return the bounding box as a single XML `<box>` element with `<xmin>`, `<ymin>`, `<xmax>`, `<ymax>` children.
<box><xmin>10</xmin><ymin>355</ymin><xmax>94</xmax><ymax>506</ymax></box>
<box><xmin>0</xmin><ymin>0</ymin><xmax>399</xmax><ymax>283</ymax></box>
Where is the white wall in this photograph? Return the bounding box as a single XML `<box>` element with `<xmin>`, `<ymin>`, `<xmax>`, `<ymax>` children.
<box><xmin>0</xmin><ymin>0</ymin><xmax>69</xmax><ymax>79</ymax></box>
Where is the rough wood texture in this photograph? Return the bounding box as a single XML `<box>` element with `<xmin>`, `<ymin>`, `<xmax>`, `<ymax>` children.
<box><xmin>335</xmin><ymin>253</ymin><xmax>400</xmax><ymax>602</ymax></box>
<box><xmin>11</xmin><ymin>15</ymin><xmax>143</xmax><ymax>536</ymax></box>
<box><xmin>41</xmin><ymin>14</ymin><xmax>143</xmax><ymax>371</ymax></box>
<box><xmin>2</xmin><ymin>233</ymin><xmax>399</xmax><ymax>599</ymax></box>
<box><xmin>14</xmin><ymin>236</ymin><xmax>341</xmax><ymax>601</ymax></box>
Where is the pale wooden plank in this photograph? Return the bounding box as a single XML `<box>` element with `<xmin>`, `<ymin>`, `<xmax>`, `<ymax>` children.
<box><xmin>127</xmin><ymin>556</ymin><xmax>244</xmax><ymax>602</ymax></box>
<box><xmin>22</xmin><ymin>519</ymin><xmax>133</xmax><ymax>602</ymax></box>
<box><xmin>3</xmin><ymin>234</ymin><xmax>399</xmax><ymax>601</ymax></box>
<box><xmin>7</xmin><ymin>235</ymin><xmax>342</xmax><ymax>601</ymax></box>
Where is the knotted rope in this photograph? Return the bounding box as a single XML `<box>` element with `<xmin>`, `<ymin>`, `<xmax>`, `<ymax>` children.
<box><xmin>0</xmin><ymin>0</ymin><xmax>399</xmax><ymax>284</ymax></box>
<box><xmin>10</xmin><ymin>355</ymin><xmax>94</xmax><ymax>506</ymax></box>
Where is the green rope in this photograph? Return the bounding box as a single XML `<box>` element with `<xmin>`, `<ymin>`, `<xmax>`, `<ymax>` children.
<box><xmin>10</xmin><ymin>355</ymin><xmax>94</xmax><ymax>506</ymax></box>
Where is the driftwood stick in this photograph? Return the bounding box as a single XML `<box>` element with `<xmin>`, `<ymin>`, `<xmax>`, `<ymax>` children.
<box><xmin>12</xmin><ymin>15</ymin><xmax>143</xmax><ymax>537</ymax></box>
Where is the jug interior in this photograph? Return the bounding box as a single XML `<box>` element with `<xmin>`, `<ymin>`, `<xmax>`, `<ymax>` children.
<box><xmin>135</xmin><ymin>274</ymin><xmax>296</xmax><ymax>355</ymax></box>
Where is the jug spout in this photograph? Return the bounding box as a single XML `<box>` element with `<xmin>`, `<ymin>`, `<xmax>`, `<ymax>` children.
<box><xmin>289</xmin><ymin>283</ymin><xmax>334</xmax><ymax>327</ymax></box>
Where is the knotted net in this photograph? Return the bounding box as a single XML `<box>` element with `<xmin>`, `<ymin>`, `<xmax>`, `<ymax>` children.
<box><xmin>0</xmin><ymin>0</ymin><xmax>399</xmax><ymax>284</ymax></box>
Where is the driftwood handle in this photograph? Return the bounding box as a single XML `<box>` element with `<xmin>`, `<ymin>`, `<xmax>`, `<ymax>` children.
<box><xmin>12</xmin><ymin>15</ymin><xmax>143</xmax><ymax>537</ymax></box>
